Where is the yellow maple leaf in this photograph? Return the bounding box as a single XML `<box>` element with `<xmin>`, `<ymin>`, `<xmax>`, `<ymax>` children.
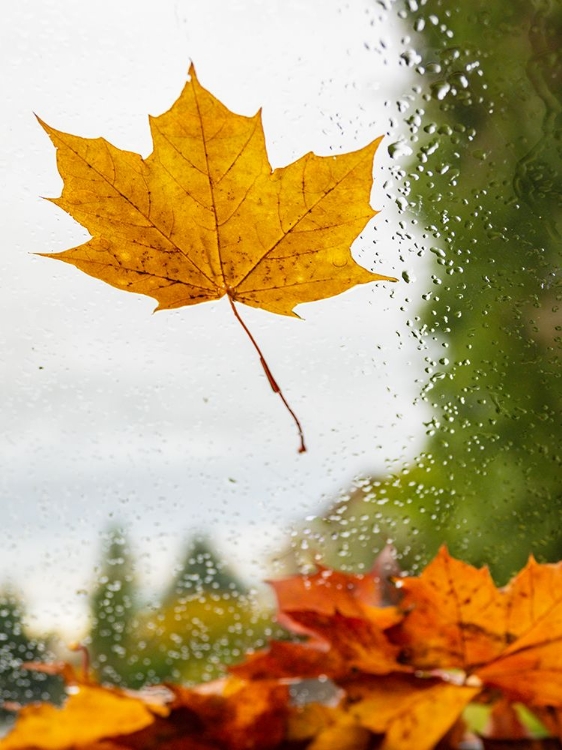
<box><xmin>0</xmin><ymin>683</ymin><xmax>158</xmax><ymax>750</ymax></box>
<box><xmin>38</xmin><ymin>65</ymin><xmax>395</xmax><ymax>451</ymax></box>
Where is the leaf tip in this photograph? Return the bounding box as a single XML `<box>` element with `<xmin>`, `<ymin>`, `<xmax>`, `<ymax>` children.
<box><xmin>38</xmin><ymin>195</ymin><xmax>59</xmax><ymax>206</ymax></box>
<box><xmin>377</xmin><ymin>273</ymin><xmax>399</xmax><ymax>283</ymax></box>
<box><xmin>35</xmin><ymin>114</ymin><xmax>55</xmax><ymax>138</ymax></box>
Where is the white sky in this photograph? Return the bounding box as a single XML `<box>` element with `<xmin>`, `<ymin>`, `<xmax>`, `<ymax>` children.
<box><xmin>1</xmin><ymin>0</ymin><xmax>430</xmax><ymax>636</ymax></box>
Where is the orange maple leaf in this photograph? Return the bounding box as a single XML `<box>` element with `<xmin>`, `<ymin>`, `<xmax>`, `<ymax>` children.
<box><xmin>269</xmin><ymin>562</ymin><xmax>399</xmax><ymax>634</ymax></box>
<box><xmin>344</xmin><ymin>674</ymin><xmax>479</xmax><ymax>750</ymax></box>
<box><xmin>235</xmin><ymin>548</ymin><xmax>562</xmax><ymax>748</ymax></box>
<box><xmin>233</xmin><ymin>552</ymin><xmax>404</xmax><ymax>682</ymax></box>
<box><xmin>390</xmin><ymin>545</ymin><xmax>508</xmax><ymax>671</ymax></box>
<box><xmin>472</xmin><ymin>555</ymin><xmax>562</xmax><ymax>706</ymax></box>
<box><xmin>38</xmin><ymin>64</ymin><xmax>395</xmax><ymax>452</ymax></box>
<box><xmin>392</xmin><ymin>546</ymin><xmax>562</xmax><ymax>707</ymax></box>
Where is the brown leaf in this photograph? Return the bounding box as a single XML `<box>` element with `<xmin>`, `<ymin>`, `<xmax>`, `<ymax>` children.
<box><xmin>283</xmin><ymin>610</ymin><xmax>404</xmax><ymax>676</ymax></box>
<box><xmin>168</xmin><ymin>677</ymin><xmax>289</xmax><ymax>750</ymax></box>
<box><xmin>483</xmin><ymin>699</ymin><xmax>533</xmax><ymax>740</ymax></box>
<box><xmin>532</xmin><ymin>707</ymin><xmax>562</xmax><ymax>742</ymax></box>
<box><xmin>270</xmin><ymin>563</ymin><xmax>402</xmax><ymax>663</ymax></box>
<box><xmin>231</xmin><ymin>640</ymin><xmax>343</xmax><ymax>681</ymax></box>
<box><xmin>234</xmin><ymin>564</ymin><xmax>404</xmax><ymax>682</ymax></box>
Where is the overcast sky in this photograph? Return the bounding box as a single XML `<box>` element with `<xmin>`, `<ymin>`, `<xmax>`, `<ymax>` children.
<box><xmin>1</xmin><ymin>0</ymin><xmax>430</xmax><ymax>636</ymax></box>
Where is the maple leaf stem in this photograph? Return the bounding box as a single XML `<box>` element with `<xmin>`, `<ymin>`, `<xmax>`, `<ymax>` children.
<box><xmin>69</xmin><ymin>642</ymin><xmax>91</xmax><ymax>682</ymax></box>
<box><xmin>227</xmin><ymin>295</ymin><xmax>307</xmax><ymax>454</ymax></box>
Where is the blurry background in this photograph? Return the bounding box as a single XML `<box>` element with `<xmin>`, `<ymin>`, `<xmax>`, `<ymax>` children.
<box><xmin>1</xmin><ymin>0</ymin><xmax>561</xmax><ymax>709</ymax></box>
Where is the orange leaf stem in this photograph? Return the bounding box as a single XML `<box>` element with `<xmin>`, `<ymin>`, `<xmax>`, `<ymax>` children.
<box><xmin>227</xmin><ymin>295</ymin><xmax>306</xmax><ymax>453</ymax></box>
<box><xmin>68</xmin><ymin>642</ymin><xmax>91</xmax><ymax>682</ymax></box>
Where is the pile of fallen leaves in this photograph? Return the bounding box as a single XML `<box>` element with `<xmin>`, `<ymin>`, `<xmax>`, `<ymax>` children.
<box><xmin>4</xmin><ymin>547</ymin><xmax>562</xmax><ymax>749</ymax></box>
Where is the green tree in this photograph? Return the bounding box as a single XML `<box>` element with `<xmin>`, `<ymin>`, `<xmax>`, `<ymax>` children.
<box><xmin>88</xmin><ymin>526</ymin><xmax>139</xmax><ymax>685</ymax></box>
<box><xmin>87</xmin><ymin>532</ymin><xmax>275</xmax><ymax>688</ymax></box>
<box><xmin>163</xmin><ymin>536</ymin><xmax>249</xmax><ymax>604</ymax></box>
<box><xmin>137</xmin><ymin>536</ymin><xmax>274</xmax><ymax>685</ymax></box>
<box><xmin>0</xmin><ymin>591</ymin><xmax>63</xmax><ymax>719</ymax></box>
<box><xmin>301</xmin><ymin>0</ymin><xmax>562</xmax><ymax>582</ymax></box>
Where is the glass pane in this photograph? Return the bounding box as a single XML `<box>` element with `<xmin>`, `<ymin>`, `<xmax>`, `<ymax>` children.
<box><xmin>2</xmin><ymin>0</ymin><xmax>561</xmax><ymax>720</ymax></box>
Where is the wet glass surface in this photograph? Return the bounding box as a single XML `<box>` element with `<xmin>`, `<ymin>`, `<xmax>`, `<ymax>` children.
<box><xmin>1</xmin><ymin>0</ymin><xmax>560</xmax><ymax>703</ymax></box>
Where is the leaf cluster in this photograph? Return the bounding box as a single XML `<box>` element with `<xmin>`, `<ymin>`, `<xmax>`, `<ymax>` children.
<box><xmin>4</xmin><ymin>547</ymin><xmax>562</xmax><ymax>749</ymax></box>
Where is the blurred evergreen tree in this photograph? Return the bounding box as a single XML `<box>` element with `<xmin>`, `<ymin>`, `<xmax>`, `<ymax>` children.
<box><xmin>138</xmin><ymin>536</ymin><xmax>273</xmax><ymax>686</ymax></box>
<box><xmin>299</xmin><ymin>0</ymin><xmax>562</xmax><ymax>582</ymax></box>
<box><xmin>0</xmin><ymin>591</ymin><xmax>63</xmax><ymax>720</ymax></box>
<box><xmin>88</xmin><ymin>526</ymin><xmax>139</xmax><ymax>686</ymax></box>
<box><xmin>87</xmin><ymin>530</ymin><xmax>274</xmax><ymax>688</ymax></box>
<box><xmin>163</xmin><ymin>536</ymin><xmax>249</xmax><ymax>604</ymax></box>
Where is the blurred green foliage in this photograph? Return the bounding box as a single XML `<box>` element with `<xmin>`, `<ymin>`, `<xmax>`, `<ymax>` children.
<box><xmin>88</xmin><ymin>528</ymin><xmax>279</xmax><ymax>688</ymax></box>
<box><xmin>88</xmin><ymin>527</ymin><xmax>139</xmax><ymax>685</ymax></box>
<box><xmin>0</xmin><ymin>592</ymin><xmax>63</xmax><ymax>720</ymax></box>
<box><xmin>302</xmin><ymin>0</ymin><xmax>562</xmax><ymax>582</ymax></box>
